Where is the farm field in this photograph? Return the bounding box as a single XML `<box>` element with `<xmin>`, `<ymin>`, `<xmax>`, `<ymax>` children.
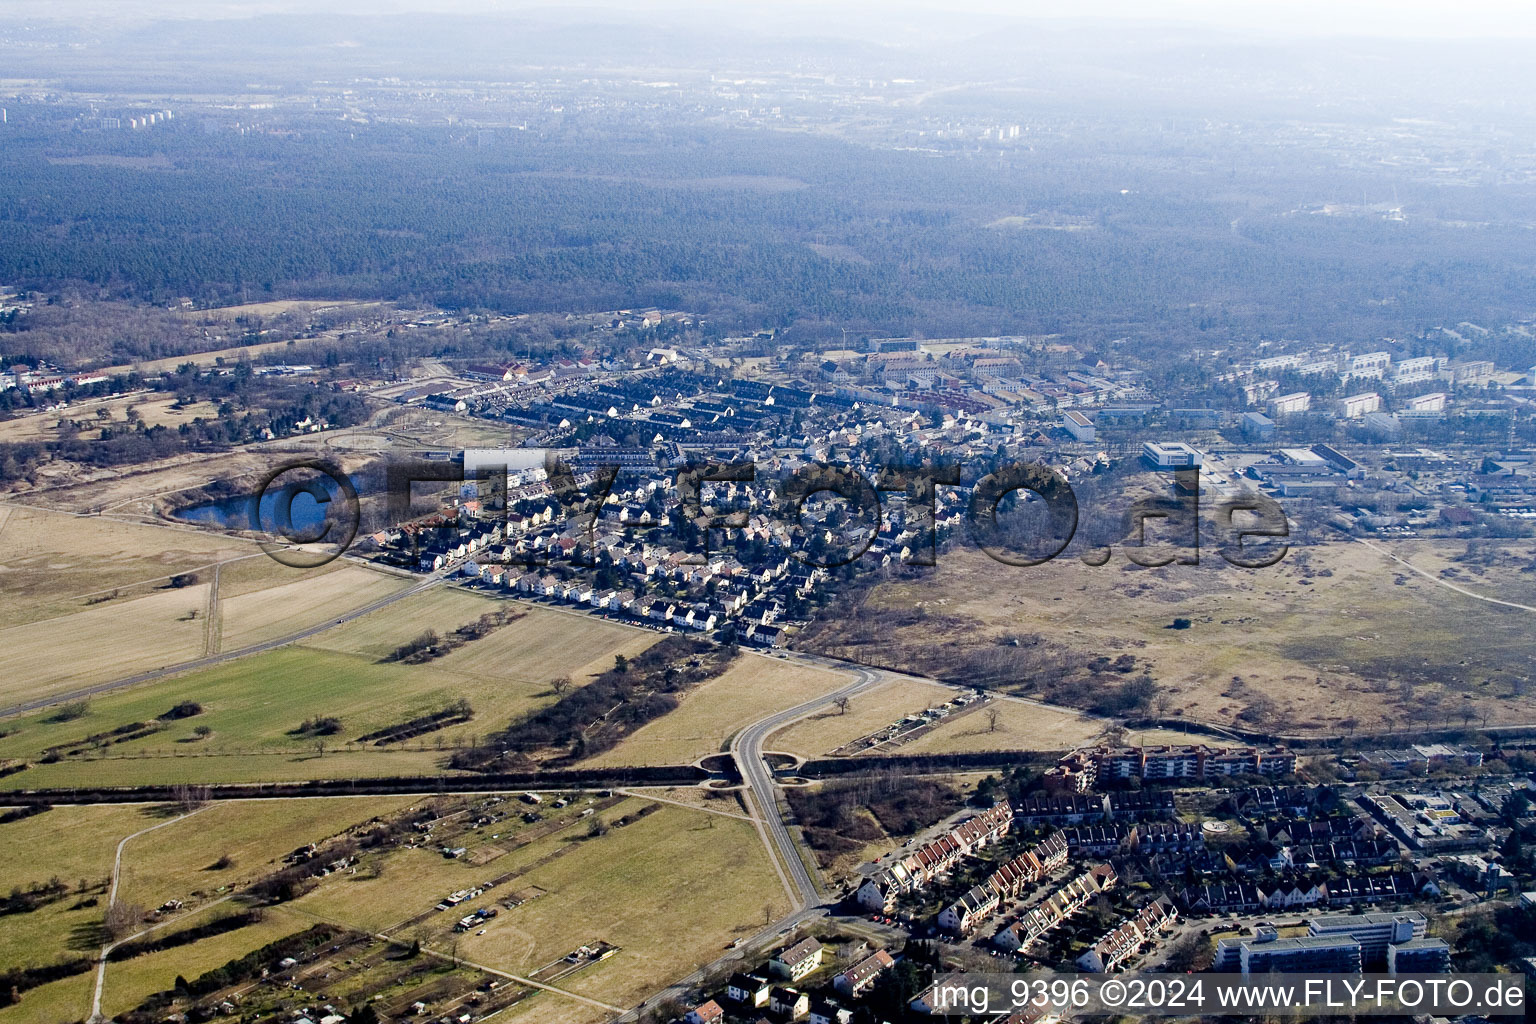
<box><xmin>809</xmin><ymin>540</ymin><xmax>1536</xmax><ymax>737</ymax></box>
<box><xmin>428</xmin><ymin>602</ymin><xmax>658</xmax><ymax>688</ymax></box>
<box><xmin>301</xmin><ymin>587</ymin><xmax>502</xmax><ymax>658</ymax></box>
<box><xmin>306</xmin><ymin>590</ymin><xmax>658</xmax><ymax>687</ymax></box>
<box><xmin>215</xmin><ymin>564</ymin><xmax>407</xmax><ymax>651</ymax></box>
<box><xmin>0</xmin><ymin>597</ymin><xmax>670</xmax><ymax>785</ymax></box>
<box><xmin>583</xmin><ymin>653</ymin><xmax>851</xmax><ymax>767</ymax></box>
<box><xmin>0</xmin><ymin>582</ymin><xmax>210</xmax><ymax>706</ymax></box>
<box><xmin>0</xmin><ymin>646</ymin><xmax>481</xmax><ymax>761</ymax></box>
<box><xmin>0</xmin><ymin>504</ymin><xmax>252</xmax><ymax>627</ymax></box>
<box><xmin>206</xmin><ymin>552</ymin><xmax>354</xmax><ymax>602</ymax></box>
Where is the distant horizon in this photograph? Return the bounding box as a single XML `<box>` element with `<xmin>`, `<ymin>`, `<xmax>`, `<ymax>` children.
<box><xmin>12</xmin><ymin>0</ymin><xmax>1536</xmax><ymax>41</ymax></box>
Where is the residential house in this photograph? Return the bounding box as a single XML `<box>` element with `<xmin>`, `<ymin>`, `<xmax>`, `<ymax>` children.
<box><xmin>993</xmin><ymin>865</ymin><xmax>1116</xmax><ymax>953</ymax></box>
<box><xmin>1076</xmin><ymin>899</ymin><xmax>1178</xmax><ymax>972</ymax></box>
<box><xmin>726</xmin><ymin>973</ymin><xmax>771</xmax><ymax>1008</ymax></box>
<box><xmin>809</xmin><ymin>999</ymin><xmax>853</xmax><ymax>1024</ymax></box>
<box><xmin>832</xmin><ymin>949</ymin><xmax>895</xmax><ymax>998</ymax></box>
<box><xmin>683</xmin><ymin>999</ymin><xmax>725</xmax><ymax>1024</ymax></box>
<box><xmin>770</xmin><ymin>986</ymin><xmax>809</xmax><ymax>1020</ymax></box>
<box><xmin>770</xmin><ymin>938</ymin><xmax>824</xmax><ymax>982</ymax></box>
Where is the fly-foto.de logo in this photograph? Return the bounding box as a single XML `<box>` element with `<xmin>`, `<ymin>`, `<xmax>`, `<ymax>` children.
<box><xmin>247</xmin><ymin>454</ymin><xmax>1288</xmax><ymax>571</ymax></box>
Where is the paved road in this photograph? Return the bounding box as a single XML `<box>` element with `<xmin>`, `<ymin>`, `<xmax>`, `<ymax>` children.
<box><xmin>730</xmin><ymin>658</ymin><xmax>886</xmax><ymax>908</ymax></box>
<box><xmin>612</xmin><ymin>654</ymin><xmax>884</xmax><ymax>1022</ymax></box>
<box><xmin>0</xmin><ymin>568</ymin><xmax>443</xmax><ymax>720</ymax></box>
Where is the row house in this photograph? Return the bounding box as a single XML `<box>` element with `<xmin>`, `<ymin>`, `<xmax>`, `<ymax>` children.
<box><xmin>856</xmin><ymin>804</ymin><xmax>1012</xmax><ymax>912</ymax></box>
<box><xmin>1178</xmin><ymin>881</ymin><xmax>1269</xmax><ymax>914</ymax></box>
<box><xmin>1225</xmin><ymin>838</ymin><xmax>1400</xmax><ymax>874</ymax></box>
<box><xmin>937</xmin><ymin>885</ymin><xmax>999</xmax><ymax>935</ymax></box>
<box><xmin>1061</xmin><ymin>825</ymin><xmax>1123</xmax><ymax>857</ymax></box>
<box><xmin>1105</xmin><ymin>791</ymin><xmax>1176</xmax><ymax>821</ymax></box>
<box><xmin>987</xmin><ymin>833</ymin><xmax>1069</xmax><ymax>900</ymax></box>
<box><xmin>993</xmin><ymin>864</ymin><xmax>1117</xmax><ymax>953</ymax></box>
<box><xmin>1013</xmin><ymin>794</ymin><xmax>1106</xmax><ymax>825</ymax></box>
<box><xmin>1076</xmin><ymin>898</ymin><xmax>1178</xmax><ymax>972</ymax></box>
<box><xmin>1179</xmin><ymin>872</ymin><xmax>1437</xmax><ymax>913</ymax></box>
<box><xmin>1062</xmin><ymin>823</ymin><xmax>1204</xmax><ymax>858</ymax></box>
<box><xmin>1325</xmin><ymin>872</ymin><xmax>1439</xmax><ymax>904</ymax></box>
<box><xmin>1260</xmin><ymin>815</ymin><xmax>1379</xmax><ymax>845</ymax></box>
<box><xmin>1227</xmin><ymin>786</ymin><xmax>1319</xmax><ymax>820</ymax></box>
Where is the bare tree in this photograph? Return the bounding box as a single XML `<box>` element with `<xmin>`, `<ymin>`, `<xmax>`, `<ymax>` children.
<box><xmin>834</xmin><ymin>695</ymin><xmax>851</xmax><ymax>716</ymax></box>
<box><xmin>986</xmin><ymin>706</ymin><xmax>1002</xmax><ymax>733</ymax></box>
<box><xmin>170</xmin><ymin>782</ymin><xmax>210</xmax><ymax>813</ymax></box>
<box><xmin>550</xmin><ymin>676</ymin><xmax>573</xmax><ymax>697</ymax></box>
<box><xmin>104</xmin><ymin>900</ymin><xmax>148</xmax><ymax>941</ymax></box>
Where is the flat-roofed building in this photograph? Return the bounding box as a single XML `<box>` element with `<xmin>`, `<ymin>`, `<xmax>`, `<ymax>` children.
<box><xmin>1062</xmin><ymin>410</ymin><xmax>1096</xmax><ymax>442</ymax></box>
<box><xmin>1240</xmin><ymin>411</ymin><xmax>1275</xmax><ymax>440</ymax></box>
<box><xmin>1308</xmin><ymin>911</ymin><xmax>1426</xmax><ymax>965</ymax></box>
<box><xmin>1338</xmin><ymin>392</ymin><xmax>1382</xmax><ymax>419</ymax></box>
<box><xmin>1387</xmin><ymin>938</ymin><xmax>1451</xmax><ymax>974</ymax></box>
<box><xmin>1241</xmin><ymin>934</ymin><xmax>1363</xmax><ymax>975</ymax></box>
<box><xmin>1141</xmin><ymin>441</ymin><xmax>1202</xmax><ymax>469</ymax></box>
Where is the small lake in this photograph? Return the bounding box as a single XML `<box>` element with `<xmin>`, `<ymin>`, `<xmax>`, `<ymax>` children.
<box><xmin>177</xmin><ymin>475</ymin><xmax>358</xmax><ymax>535</ymax></box>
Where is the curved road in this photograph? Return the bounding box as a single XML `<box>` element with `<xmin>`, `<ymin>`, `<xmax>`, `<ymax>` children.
<box><xmin>616</xmin><ymin>655</ymin><xmax>883</xmax><ymax>1022</ymax></box>
<box><xmin>729</xmin><ymin>657</ymin><xmax>885</xmax><ymax>907</ymax></box>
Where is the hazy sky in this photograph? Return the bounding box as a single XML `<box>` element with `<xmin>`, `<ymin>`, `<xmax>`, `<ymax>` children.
<box><xmin>14</xmin><ymin>0</ymin><xmax>1536</xmax><ymax>39</ymax></box>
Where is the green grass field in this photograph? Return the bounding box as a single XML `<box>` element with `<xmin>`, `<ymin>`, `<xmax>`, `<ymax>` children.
<box><xmin>99</xmin><ymin>906</ymin><xmax>314</xmax><ymax>1018</ymax></box>
<box><xmin>293</xmin><ymin>797</ymin><xmax>787</xmax><ymax>1013</ymax></box>
<box><xmin>0</xmin><ymin>971</ymin><xmax>94</xmax><ymax>1024</ymax></box>
<box><xmin>0</xmin><ymin>593</ymin><xmax>662</xmax><ymax>788</ymax></box>
<box><xmin>116</xmin><ymin>796</ymin><xmax>419</xmax><ymax>912</ymax></box>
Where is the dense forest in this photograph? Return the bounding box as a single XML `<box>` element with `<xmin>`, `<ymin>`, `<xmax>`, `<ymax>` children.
<box><xmin>2</xmin><ymin>120</ymin><xmax>1534</xmax><ymax>346</ymax></box>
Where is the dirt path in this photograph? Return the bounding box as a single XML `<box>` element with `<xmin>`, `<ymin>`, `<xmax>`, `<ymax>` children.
<box><xmin>1355</xmin><ymin>537</ymin><xmax>1536</xmax><ymax>613</ymax></box>
<box><xmin>89</xmin><ymin>807</ymin><xmax>206</xmax><ymax>1022</ymax></box>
